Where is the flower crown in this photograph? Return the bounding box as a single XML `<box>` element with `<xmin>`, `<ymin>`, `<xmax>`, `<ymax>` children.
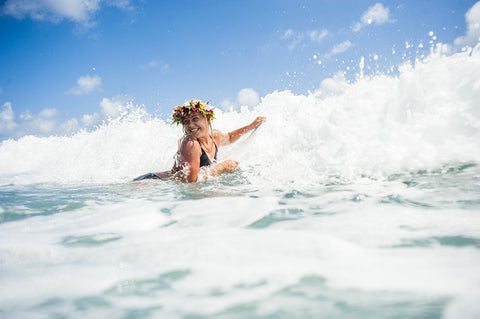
<box><xmin>172</xmin><ymin>100</ymin><xmax>215</xmax><ymax>125</ymax></box>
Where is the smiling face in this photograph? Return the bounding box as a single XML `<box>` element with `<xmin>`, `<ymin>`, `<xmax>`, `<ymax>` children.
<box><xmin>182</xmin><ymin>112</ymin><xmax>209</xmax><ymax>138</ymax></box>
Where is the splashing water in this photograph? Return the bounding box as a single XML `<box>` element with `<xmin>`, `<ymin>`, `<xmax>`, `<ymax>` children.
<box><xmin>1</xmin><ymin>46</ymin><xmax>480</xmax><ymax>318</ymax></box>
<box><xmin>1</xmin><ymin>45</ymin><xmax>479</xmax><ymax>186</ymax></box>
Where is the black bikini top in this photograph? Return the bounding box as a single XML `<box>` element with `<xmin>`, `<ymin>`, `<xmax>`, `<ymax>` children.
<box><xmin>199</xmin><ymin>141</ymin><xmax>218</xmax><ymax>167</ymax></box>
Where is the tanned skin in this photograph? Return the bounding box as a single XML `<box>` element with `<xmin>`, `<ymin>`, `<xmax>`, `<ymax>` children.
<box><xmin>150</xmin><ymin>114</ymin><xmax>266</xmax><ymax>183</ymax></box>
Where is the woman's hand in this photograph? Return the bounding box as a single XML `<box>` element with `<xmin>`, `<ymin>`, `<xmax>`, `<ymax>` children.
<box><xmin>251</xmin><ymin>116</ymin><xmax>266</xmax><ymax>130</ymax></box>
<box><xmin>211</xmin><ymin>159</ymin><xmax>239</xmax><ymax>176</ymax></box>
<box><xmin>221</xmin><ymin>159</ymin><xmax>239</xmax><ymax>172</ymax></box>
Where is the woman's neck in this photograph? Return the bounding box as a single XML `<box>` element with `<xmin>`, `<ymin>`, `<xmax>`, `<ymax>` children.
<box><xmin>197</xmin><ymin>135</ymin><xmax>213</xmax><ymax>149</ymax></box>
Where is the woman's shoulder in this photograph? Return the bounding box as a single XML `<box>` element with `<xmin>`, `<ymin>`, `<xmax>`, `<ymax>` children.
<box><xmin>212</xmin><ymin>129</ymin><xmax>227</xmax><ymax>139</ymax></box>
<box><xmin>212</xmin><ymin>129</ymin><xmax>228</xmax><ymax>146</ymax></box>
<box><xmin>179</xmin><ymin>136</ymin><xmax>201</xmax><ymax>151</ymax></box>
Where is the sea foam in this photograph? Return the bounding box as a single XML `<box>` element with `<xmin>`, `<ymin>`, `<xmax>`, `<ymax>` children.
<box><xmin>1</xmin><ymin>45</ymin><xmax>479</xmax><ymax>186</ymax></box>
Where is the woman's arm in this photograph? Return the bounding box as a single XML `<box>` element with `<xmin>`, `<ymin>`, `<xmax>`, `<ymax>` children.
<box><xmin>173</xmin><ymin>138</ymin><xmax>239</xmax><ymax>183</ymax></box>
<box><xmin>209</xmin><ymin>160</ymin><xmax>239</xmax><ymax>176</ymax></box>
<box><xmin>216</xmin><ymin>116</ymin><xmax>266</xmax><ymax>146</ymax></box>
<box><xmin>173</xmin><ymin>138</ymin><xmax>201</xmax><ymax>183</ymax></box>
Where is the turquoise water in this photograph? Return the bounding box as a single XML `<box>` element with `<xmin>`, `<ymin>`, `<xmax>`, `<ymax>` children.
<box><xmin>1</xmin><ymin>47</ymin><xmax>480</xmax><ymax>318</ymax></box>
<box><xmin>1</xmin><ymin>163</ymin><xmax>479</xmax><ymax>318</ymax></box>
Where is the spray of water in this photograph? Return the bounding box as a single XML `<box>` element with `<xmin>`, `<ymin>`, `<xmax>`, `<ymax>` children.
<box><xmin>1</xmin><ymin>45</ymin><xmax>479</xmax><ymax>185</ymax></box>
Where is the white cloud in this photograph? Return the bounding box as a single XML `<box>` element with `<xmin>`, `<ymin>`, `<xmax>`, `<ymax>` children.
<box><xmin>0</xmin><ymin>96</ymin><xmax>137</xmax><ymax>140</ymax></box>
<box><xmin>237</xmin><ymin>88</ymin><xmax>260</xmax><ymax>107</ymax></box>
<box><xmin>38</xmin><ymin>107</ymin><xmax>57</xmax><ymax>118</ymax></box>
<box><xmin>353</xmin><ymin>3</ymin><xmax>391</xmax><ymax>32</ymax></box>
<box><xmin>100</xmin><ymin>96</ymin><xmax>129</xmax><ymax>119</ymax></box>
<box><xmin>454</xmin><ymin>1</ymin><xmax>480</xmax><ymax>48</ymax></box>
<box><xmin>19</xmin><ymin>110</ymin><xmax>33</xmax><ymax>120</ymax></box>
<box><xmin>313</xmin><ymin>71</ymin><xmax>349</xmax><ymax>98</ymax></box>
<box><xmin>0</xmin><ymin>102</ymin><xmax>17</xmax><ymax>135</ymax></box>
<box><xmin>66</xmin><ymin>75</ymin><xmax>101</xmax><ymax>95</ymax></box>
<box><xmin>0</xmin><ymin>0</ymin><xmax>133</xmax><ymax>26</ymax></box>
<box><xmin>1</xmin><ymin>0</ymin><xmax>99</xmax><ymax>23</ymax></box>
<box><xmin>282</xmin><ymin>29</ymin><xmax>294</xmax><ymax>39</ymax></box>
<box><xmin>327</xmin><ymin>40</ymin><xmax>353</xmax><ymax>57</ymax></box>
<box><xmin>81</xmin><ymin>113</ymin><xmax>100</xmax><ymax>127</ymax></box>
<box><xmin>26</xmin><ymin>107</ymin><xmax>58</xmax><ymax>135</ymax></box>
<box><xmin>0</xmin><ymin>103</ymin><xmax>61</xmax><ymax>139</ymax></box>
<box><xmin>222</xmin><ymin>88</ymin><xmax>261</xmax><ymax>109</ymax></box>
<box><xmin>81</xmin><ymin>95</ymin><xmax>134</xmax><ymax>126</ymax></box>
<box><xmin>282</xmin><ymin>28</ymin><xmax>329</xmax><ymax>50</ymax></box>
<box><xmin>309</xmin><ymin>29</ymin><xmax>328</xmax><ymax>43</ymax></box>
<box><xmin>59</xmin><ymin>117</ymin><xmax>80</xmax><ymax>134</ymax></box>
<box><xmin>283</xmin><ymin>29</ymin><xmax>304</xmax><ymax>50</ymax></box>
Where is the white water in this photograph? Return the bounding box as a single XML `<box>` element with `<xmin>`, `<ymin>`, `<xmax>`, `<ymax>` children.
<box><xmin>1</xmin><ymin>45</ymin><xmax>480</xmax><ymax>186</ymax></box>
<box><xmin>1</xmin><ymin>46</ymin><xmax>480</xmax><ymax>318</ymax></box>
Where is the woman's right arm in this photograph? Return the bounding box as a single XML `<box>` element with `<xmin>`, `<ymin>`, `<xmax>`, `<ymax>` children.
<box><xmin>173</xmin><ymin>138</ymin><xmax>201</xmax><ymax>183</ymax></box>
<box><xmin>173</xmin><ymin>138</ymin><xmax>238</xmax><ymax>182</ymax></box>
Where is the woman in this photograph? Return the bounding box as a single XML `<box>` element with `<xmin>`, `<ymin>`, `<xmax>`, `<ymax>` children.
<box><xmin>134</xmin><ymin>99</ymin><xmax>266</xmax><ymax>183</ymax></box>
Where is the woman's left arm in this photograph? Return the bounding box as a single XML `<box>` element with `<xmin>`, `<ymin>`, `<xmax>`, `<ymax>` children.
<box><xmin>216</xmin><ymin>116</ymin><xmax>266</xmax><ymax>146</ymax></box>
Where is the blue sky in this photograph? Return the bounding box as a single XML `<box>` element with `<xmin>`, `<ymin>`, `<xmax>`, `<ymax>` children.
<box><xmin>1</xmin><ymin>0</ymin><xmax>480</xmax><ymax>140</ymax></box>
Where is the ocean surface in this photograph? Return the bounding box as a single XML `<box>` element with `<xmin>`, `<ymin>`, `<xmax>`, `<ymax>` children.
<box><xmin>1</xmin><ymin>46</ymin><xmax>480</xmax><ymax>318</ymax></box>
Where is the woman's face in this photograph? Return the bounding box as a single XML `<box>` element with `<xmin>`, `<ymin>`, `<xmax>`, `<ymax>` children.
<box><xmin>182</xmin><ymin>112</ymin><xmax>209</xmax><ymax>138</ymax></box>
